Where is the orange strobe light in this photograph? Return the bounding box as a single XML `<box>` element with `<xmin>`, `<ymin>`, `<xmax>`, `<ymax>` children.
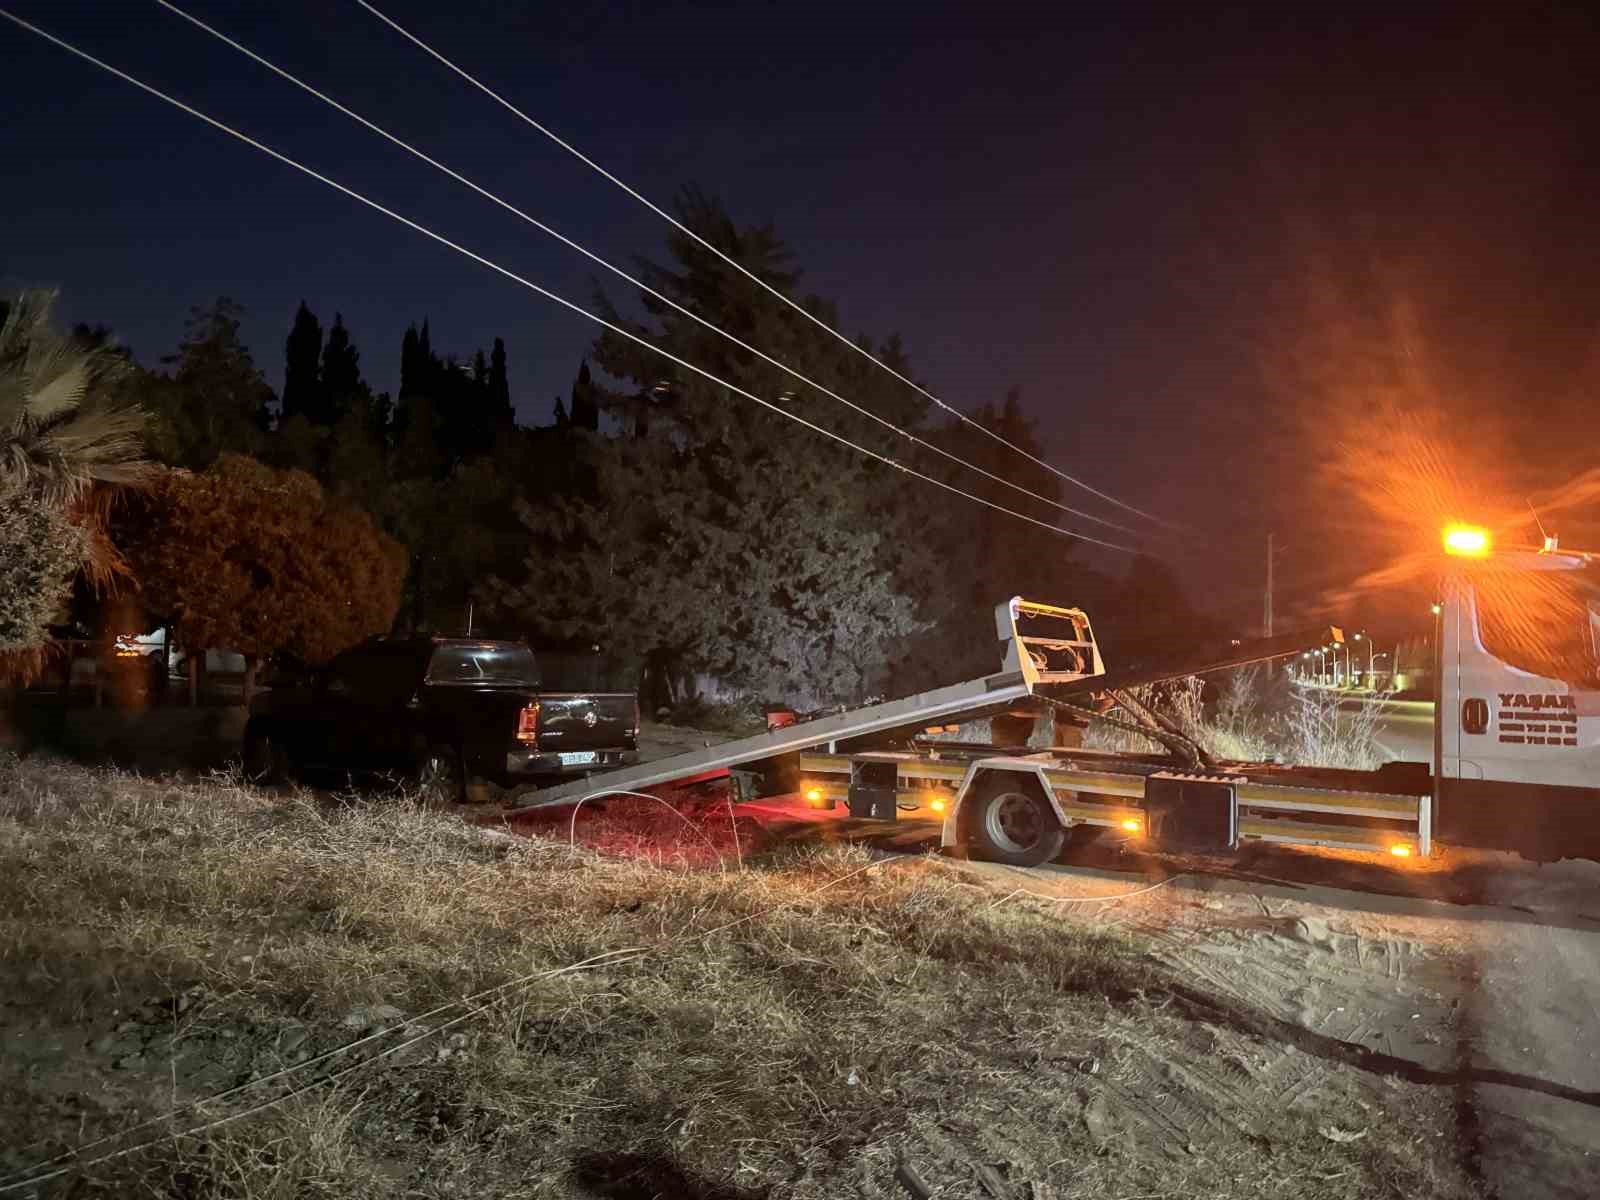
<box><xmin>1443</xmin><ymin>525</ymin><xmax>1490</xmax><ymax>557</ymax></box>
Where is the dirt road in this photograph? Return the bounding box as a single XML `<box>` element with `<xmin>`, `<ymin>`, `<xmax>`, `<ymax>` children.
<box><xmin>949</xmin><ymin>845</ymin><xmax>1600</xmax><ymax>1198</ymax></box>
<box><xmin>727</xmin><ymin>791</ymin><xmax>1600</xmax><ymax>1195</ymax></box>
<box><xmin>1457</xmin><ymin>860</ymin><xmax>1600</xmax><ymax>1196</ymax></box>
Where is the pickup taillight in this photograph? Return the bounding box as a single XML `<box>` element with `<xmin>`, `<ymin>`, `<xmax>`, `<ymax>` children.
<box><xmin>630</xmin><ymin>697</ymin><xmax>640</xmax><ymax>735</ymax></box>
<box><xmin>516</xmin><ymin>702</ymin><xmax>540</xmax><ymax>744</ymax></box>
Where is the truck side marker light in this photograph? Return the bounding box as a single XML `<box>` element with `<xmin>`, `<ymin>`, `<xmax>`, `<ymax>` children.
<box><xmin>1390</xmin><ymin>843</ymin><xmax>1413</xmax><ymax>858</ymax></box>
<box><xmin>1122</xmin><ymin>818</ymin><xmax>1142</xmax><ymax>833</ymax></box>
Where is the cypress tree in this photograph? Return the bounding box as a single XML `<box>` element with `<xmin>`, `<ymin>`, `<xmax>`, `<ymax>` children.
<box><xmin>320</xmin><ymin>314</ymin><xmax>363</xmax><ymax>425</ymax></box>
<box><xmin>570</xmin><ymin>359</ymin><xmax>600</xmax><ymax>431</ymax></box>
<box><xmin>399</xmin><ymin>325</ymin><xmax>420</xmax><ymax>398</ymax></box>
<box><xmin>281</xmin><ymin>301</ymin><xmax>322</xmax><ymax>421</ymax></box>
<box><xmin>489</xmin><ymin>338</ymin><xmax>513</xmax><ymax>428</ymax></box>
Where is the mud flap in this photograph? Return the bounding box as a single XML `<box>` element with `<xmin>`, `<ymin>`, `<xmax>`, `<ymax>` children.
<box><xmin>1145</xmin><ymin>774</ymin><xmax>1237</xmax><ymax>852</ymax></box>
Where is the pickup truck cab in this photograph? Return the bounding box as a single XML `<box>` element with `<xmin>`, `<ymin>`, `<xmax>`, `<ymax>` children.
<box><xmin>242</xmin><ymin>636</ymin><xmax>639</xmax><ymax>801</ymax></box>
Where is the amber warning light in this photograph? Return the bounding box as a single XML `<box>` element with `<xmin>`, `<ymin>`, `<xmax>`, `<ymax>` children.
<box><xmin>1443</xmin><ymin>525</ymin><xmax>1490</xmax><ymax>557</ymax></box>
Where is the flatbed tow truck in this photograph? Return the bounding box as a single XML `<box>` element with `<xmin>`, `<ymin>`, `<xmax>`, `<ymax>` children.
<box><xmin>514</xmin><ymin>526</ymin><xmax>1599</xmax><ymax>867</ymax></box>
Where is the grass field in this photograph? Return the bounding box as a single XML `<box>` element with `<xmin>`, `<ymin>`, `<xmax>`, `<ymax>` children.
<box><xmin>0</xmin><ymin>754</ymin><xmax>1477</xmax><ymax>1198</ymax></box>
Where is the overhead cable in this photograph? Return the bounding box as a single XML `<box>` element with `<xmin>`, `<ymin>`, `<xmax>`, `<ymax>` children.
<box><xmin>354</xmin><ymin>0</ymin><xmax>1179</xmax><ymax>532</ymax></box>
<box><xmin>154</xmin><ymin>0</ymin><xmax>1146</xmax><ymax>539</ymax></box>
<box><xmin>0</xmin><ymin>8</ymin><xmax>1140</xmax><ymax>553</ymax></box>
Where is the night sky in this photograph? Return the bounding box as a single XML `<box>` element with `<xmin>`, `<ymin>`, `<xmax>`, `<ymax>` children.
<box><xmin>6</xmin><ymin>3</ymin><xmax>1599</xmax><ymax>633</ymax></box>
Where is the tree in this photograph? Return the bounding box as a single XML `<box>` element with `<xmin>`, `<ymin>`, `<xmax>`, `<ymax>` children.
<box><xmin>320</xmin><ymin>313</ymin><xmax>367</xmax><ymax>426</ymax></box>
<box><xmin>281</xmin><ymin>300</ymin><xmax>323</xmax><ymax>423</ymax></box>
<box><xmin>400</xmin><ymin>324</ymin><xmax>422</xmax><ymax>398</ymax></box>
<box><xmin>1106</xmin><ymin>553</ymin><xmax>1214</xmax><ymax>668</ymax></box>
<box><xmin>123</xmin><ymin>454</ymin><xmax>407</xmax><ymax>702</ymax></box>
<box><xmin>1</xmin><ymin>291</ymin><xmax>148</xmax><ymax>509</ymax></box>
<box><xmin>489</xmin><ymin>338</ymin><xmax>512</xmax><ymax>428</ymax></box>
<box><xmin>0</xmin><ymin>489</ymin><xmax>86</xmax><ymax>657</ymax></box>
<box><xmin>569</xmin><ymin>359</ymin><xmax>600</xmax><ymax>431</ymax></box>
<box><xmin>144</xmin><ymin>298</ymin><xmax>273</xmax><ymax>468</ymax></box>
<box><xmin>498</xmin><ymin>430</ymin><xmax>920</xmax><ymax>708</ymax></box>
<box><xmin>393</xmin><ymin>319</ymin><xmax>507</xmax><ymax>470</ymax></box>
<box><xmin>494</xmin><ymin>192</ymin><xmax>929</xmax><ymax>706</ymax></box>
<box><xmin>0</xmin><ymin>290</ymin><xmax>149</xmax><ymax>680</ymax></box>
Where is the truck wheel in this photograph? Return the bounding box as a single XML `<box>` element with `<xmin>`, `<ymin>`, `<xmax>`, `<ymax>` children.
<box><xmin>242</xmin><ymin>722</ymin><xmax>291</xmax><ymax>785</ymax></box>
<box><xmin>964</xmin><ymin>774</ymin><xmax>1065</xmax><ymax>867</ymax></box>
<box><xmin>418</xmin><ymin>744</ymin><xmax>466</xmax><ymax>806</ymax></box>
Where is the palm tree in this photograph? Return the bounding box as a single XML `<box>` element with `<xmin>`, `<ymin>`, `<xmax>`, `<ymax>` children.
<box><xmin>1</xmin><ymin>290</ymin><xmax>148</xmax><ymax>502</ymax></box>
<box><xmin>1</xmin><ymin>291</ymin><xmax>149</xmax><ymax>684</ymax></box>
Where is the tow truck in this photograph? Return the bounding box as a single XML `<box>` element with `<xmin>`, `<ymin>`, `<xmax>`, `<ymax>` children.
<box><xmin>513</xmin><ymin>525</ymin><xmax>1600</xmax><ymax>866</ymax></box>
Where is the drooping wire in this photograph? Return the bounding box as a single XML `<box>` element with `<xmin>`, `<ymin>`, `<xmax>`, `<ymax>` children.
<box><xmin>154</xmin><ymin>0</ymin><xmax>1146</xmax><ymax>540</ymax></box>
<box><xmin>0</xmin><ymin>7</ymin><xmax>1140</xmax><ymax>554</ymax></box>
<box><xmin>353</xmin><ymin>0</ymin><xmax>1181</xmax><ymax>532</ymax></box>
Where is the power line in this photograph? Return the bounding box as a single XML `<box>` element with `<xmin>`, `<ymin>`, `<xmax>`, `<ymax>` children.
<box><xmin>0</xmin><ymin>7</ymin><xmax>1140</xmax><ymax>555</ymax></box>
<box><xmin>153</xmin><ymin>0</ymin><xmax>1147</xmax><ymax>541</ymax></box>
<box><xmin>354</xmin><ymin>0</ymin><xmax>1179</xmax><ymax>533</ymax></box>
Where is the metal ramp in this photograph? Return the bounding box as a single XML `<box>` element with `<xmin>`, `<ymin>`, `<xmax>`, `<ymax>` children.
<box><xmin>509</xmin><ymin>597</ymin><xmax>1103</xmax><ymax>811</ymax></box>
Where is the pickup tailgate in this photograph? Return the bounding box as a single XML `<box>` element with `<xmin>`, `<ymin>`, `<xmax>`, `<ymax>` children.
<box><xmin>537</xmin><ymin>692</ymin><xmax>638</xmax><ymax>755</ymax></box>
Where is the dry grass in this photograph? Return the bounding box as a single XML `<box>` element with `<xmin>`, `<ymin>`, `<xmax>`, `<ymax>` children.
<box><xmin>1083</xmin><ymin>670</ymin><xmax>1393</xmax><ymax>769</ymax></box>
<box><xmin>0</xmin><ymin>755</ymin><xmax>1476</xmax><ymax>1198</ymax></box>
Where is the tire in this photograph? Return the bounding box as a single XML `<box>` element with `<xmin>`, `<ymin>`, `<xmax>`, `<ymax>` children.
<box><xmin>963</xmin><ymin>774</ymin><xmax>1065</xmax><ymax>867</ymax></box>
<box><xmin>242</xmin><ymin>722</ymin><xmax>291</xmax><ymax>785</ymax></box>
<box><xmin>418</xmin><ymin>744</ymin><xmax>466</xmax><ymax>806</ymax></box>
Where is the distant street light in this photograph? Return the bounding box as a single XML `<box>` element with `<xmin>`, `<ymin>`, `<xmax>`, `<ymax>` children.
<box><xmin>1369</xmin><ymin>650</ymin><xmax>1390</xmax><ymax>690</ymax></box>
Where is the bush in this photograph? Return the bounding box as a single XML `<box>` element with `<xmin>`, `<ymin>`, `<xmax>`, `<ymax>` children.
<box><xmin>1083</xmin><ymin>667</ymin><xmax>1392</xmax><ymax>769</ymax></box>
<box><xmin>0</xmin><ymin>484</ymin><xmax>86</xmax><ymax>654</ymax></box>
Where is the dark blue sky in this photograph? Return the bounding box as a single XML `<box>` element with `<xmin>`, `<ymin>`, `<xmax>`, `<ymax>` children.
<box><xmin>6</xmin><ymin>2</ymin><xmax>1599</xmax><ymax>629</ymax></box>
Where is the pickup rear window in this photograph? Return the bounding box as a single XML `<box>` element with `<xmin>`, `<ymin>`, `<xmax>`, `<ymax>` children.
<box><xmin>426</xmin><ymin>643</ymin><xmax>540</xmax><ymax>686</ymax></box>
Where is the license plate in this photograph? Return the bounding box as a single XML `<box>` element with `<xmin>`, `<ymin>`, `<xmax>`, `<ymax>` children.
<box><xmin>558</xmin><ymin>751</ymin><xmax>597</xmax><ymax>766</ymax></box>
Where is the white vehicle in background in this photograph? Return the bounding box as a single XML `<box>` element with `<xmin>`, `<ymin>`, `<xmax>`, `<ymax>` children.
<box><xmin>514</xmin><ymin>525</ymin><xmax>1600</xmax><ymax>868</ymax></box>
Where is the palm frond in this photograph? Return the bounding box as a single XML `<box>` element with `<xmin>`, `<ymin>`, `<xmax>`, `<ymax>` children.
<box><xmin>0</xmin><ymin>288</ymin><xmax>149</xmax><ymax>505</ymax></box>
<box><xmin>27</xmin><ymin>360</ymin><xmax>91</xmax><ymax>422</ymax></box>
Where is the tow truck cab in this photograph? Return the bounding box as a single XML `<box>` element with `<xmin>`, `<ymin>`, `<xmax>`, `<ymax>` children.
<box><xmin>1435</xmin><ymin>541</ymin><xmax>1600</xmax><ymax>860</ymax></box>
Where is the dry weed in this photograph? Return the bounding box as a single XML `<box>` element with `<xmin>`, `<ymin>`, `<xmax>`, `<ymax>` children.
<box><xmin>0</xmin><ymin>754</ymin><xmax>1474</xmax><ymax>1198</ymax></box>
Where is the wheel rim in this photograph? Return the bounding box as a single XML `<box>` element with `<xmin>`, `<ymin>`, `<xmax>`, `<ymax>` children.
<box><xmin>420</xmin><ymin>751</ymin><xmax>459</xmax><ymax>801</ymax></box>
<box><xmin>985</xmin><ymin>791</ymin><xmax>1044</xmax><ymax>854</ymax></box>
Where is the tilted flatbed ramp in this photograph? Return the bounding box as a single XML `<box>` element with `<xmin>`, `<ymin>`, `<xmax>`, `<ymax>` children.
<box><xmin>512</xmin><ymin>670</ymin><xmax>1032</xmax><ymax>809</ymax></box>
<box><xmin>511</xmin><ymin>597</ymin><xmax>1101</xmax><ymax>811</ymax></box>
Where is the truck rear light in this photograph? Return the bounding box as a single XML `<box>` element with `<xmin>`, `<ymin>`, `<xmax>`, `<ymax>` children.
<box><xmin>516</xmin><ymin>702</ymin><xmax>540</xmax><ymax>744</ymax></box>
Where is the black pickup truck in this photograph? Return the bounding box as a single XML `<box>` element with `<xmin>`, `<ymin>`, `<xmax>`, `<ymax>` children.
<box><xmin>242</xmin><ymin>636</ymin><xmax>638</xmax><ymax>801</ymax></box>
